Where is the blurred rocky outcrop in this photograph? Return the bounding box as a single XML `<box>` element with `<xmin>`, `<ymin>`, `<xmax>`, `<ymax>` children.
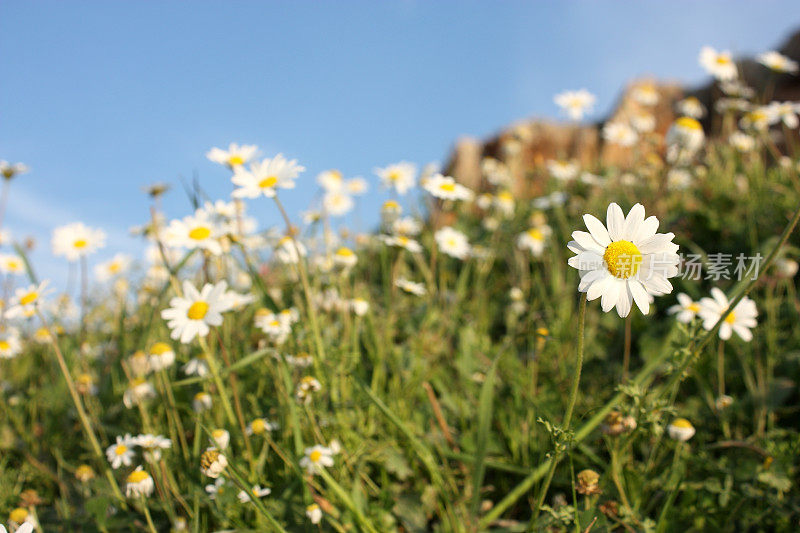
<box><xmin>444</xmin><ymin>28</ymin><xmax>800</xmax><ymax>196</ymax></box>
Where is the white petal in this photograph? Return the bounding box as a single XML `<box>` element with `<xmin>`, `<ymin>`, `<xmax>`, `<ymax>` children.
<box><xmin>606</xmin><ymin>203</ymin><xmax>625</xmax><ymax>241</ymax></box>
<box><xmin>616</xmin><ymin>285</ymin><xmax>633</xmax><ymax>317</ymax></box>
<box><xmin>633</xmin><ymin>216</ymin><xmax>660</xmax><ymax>245</ymax></box>
<box><xmin>583</xmin><ymin>214</ymin><xmax>611</xmax><ymax>247</ymax></box>
<box><xmin>571</xmin><ymin>231</ymin><xmax>606</xmax><ymax>254</ymax></box>
<box><xmin>600</xmin><ymin>278</ymin><xmax>622</xmax><ymax>312</ymax></box>
<box><xmin>629</xmin><ymin>280</ymin><xmax>651</xmax><ymax>315</ymax></box>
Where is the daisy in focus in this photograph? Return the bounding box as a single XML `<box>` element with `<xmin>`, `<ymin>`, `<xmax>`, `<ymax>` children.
<box><xmin>161</xmin><ymin>281</ymin><xmax>232</xmax><ymax>343</ymax></box>
<box><xmin>567</xmin><ymin>203</ymin><xmax>680</xmax><ymax>317</ymax></box>
<box><xmin>299</xmin><ymin>445</ymin><xmax>335</xmax><ymax>475</ymax></box>
<box><xmin>106</xmin><ymin>434</ymin><xmax>136</xmax><ymax>469</ymax></box>
<box><xmin>697</xmin><ymin>287</ymin><xmax>758</xmax><ymax>341</ymax></box>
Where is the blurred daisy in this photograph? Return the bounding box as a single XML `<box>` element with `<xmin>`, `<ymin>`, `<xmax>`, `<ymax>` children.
<box><xmin>183</xmin><ymin>355</ymin><xmax>209</xmax><ymax>377</ymax></box>
<box><xmin>193</xmin><ymin>392</ymin><xmax>213</xmax><ymax>412</ymax></box>
<box><xmin>729</xmin><ymin>131</ymin><xmax>755</xmax><ymax>152</ymax></box>
<box><xmin>567</xmin><ymin>203</ymin><xmax>680</xmax><ymax>317</ymax></box>
<box><xmin>602</xmin><ymin>122</ymin><xmax>638</xmax><ymax>147</ymax></box>
<box><xmin>317</xmin><ymin>169</ymin><xmax>344</xmax><ymax>191</ymax></box>
<box><xmin>245</xmin><ymin>417</ymin><xmax>276</xmax><ymax>436</ymax></box>
<box><xmin>517</xmin><ymin>226</ymin><xmax>552</xmax><ymax>257</ymax></box>
<box><xmin>148</xmin><ymin>342</ymin><xmax>176</xmax><ymax>371</ymax></box>
<box><xmin>161</xmin><ymin>281</ymin><xmax>231</xmax><ymax>343</ymax></box>
<box><xmin>667</xmin><ymin>418</ymin><xmax>696</xmax><ymax>442</ymax></box>
<box><xmin>766</xmin><ymin>101</ymin><xmax>800</xmax><ymax>129</ymax></box>
<box><xmin>210</xmin><ymin>429</ymin><xmax>230</xmax><ymax>450</ymax></box>
<box><xmin>299</xmin><ymin>445</ymin><xmax>334</xmax><ymax>475</ymax></box>
<box><xmin>306</xmin><ymin>503</ymin><xmax>323</xmax><ymax>524</ymax></box>
<box><xmin>554</xmin><ymin>89</ymin><xmax>596</xmax><ymax>120</ymax></box>
<box><xmin>123</xmin><ymin>378</ymin><xmax>156</xmax><ymax>408</ymax></box>
<box><xmin>0</xmin><ymin>161</ymin><xmax>28</xmax><ymax>180</ymax></box>
<box><xmin>665</xmin><ymin>117</ymin><xmax>705</xmax><ymax>162</ymax></box>
<box><xmin>5</xmin><ymin>281</ymin><xmax>50</xmax><ymax>319</ymax></box>
<box><xmin>52</xmin><ymin>222</ymin><xmax>106</xmax><ymax>261</ymax></box>
<box><xmin>254</xmin><ymin>309</ymin><xmax>292</xmax><ymax>344</ymax></box>
<box><xmin>391</xmin><ymin>216</ymin><xmax>422</xmax><ymax>236</ymax></box>
<box><xmin>0</xmin><ymin>254</ymin><xmax>25</xmax><ymax>275</ymax></box>
<box><xmin>380</xmin><ymin>234</ymin><xmax>422</xmax><ymax>253</ymax></box>
<box><xmin>375</xmin><ymin>162</ymin><xmax>416</xmax><ymax>195</ymax></box>
<box><xmin>698</xmin><ymin>287</ymin><xmax>757</xmax><ymax>341</ymax></box>
<box><xmin>631</xmin><ymin>112</ymin><xmax>656</xmax><ymax>133</ymax></box>
<box><xmin>94</xmin><ymin>253</ymin><xmax>132</xmax><ymax>282</ymax></box>
<box><xmin>350</xmin><ymin>298</ymin><xmax>369</xmax><ymax>316</ymax></box>
<box><xmin>546</xmin><ymin>160</ymin><xmax>579</xmax><ymax>181</ymax></box>
<box><xmin>106</xmin><ymin>434</ymin><xmax>136</xmax><ymax>469</ymax></box>
<box><xmin>238</xmin><ymin>485</ymin><xmax>271</xmax><ymax>503</ymax></box>
<box><xmin>323</xmin><ymin>190</ymin><xmax>355</xmax><ymax>216</ymax></box>
<box><xmin>757</xmin><ymin>50</ymin><xmax>798</xmax><ymax>74</ymax></box>
<box><xmin>125</xmin><ymin>466</ymin><xmax>155</xmax><ymax>498</ymax></box>
<box><xmin>333</xmin><ymin>247</ymin><xmax>357</xmax><ymax>268</ymax></box>
<box><xmin>296</xmin><ymin>376</ymin><xmax>322</xmax><ymax>403</ymax></box>
<box><xmin>676</xmin><ymin>96</ymin><xmax>706</xmax><ymax>119</ymax></box>
<box><xmin>699</xmin><ymin>46</ymin><xmax>737</xmax><ymax>81</ymax></box>
<box><xmin>232</xmin><ymin>154</ymin><xmax>305</xmax><ymax>199</ymax></box>
<box><xmin>274</xmin><ymin>236</ymin><xmax>307</xmax><ymax>264</ymax></box>
<box><xmin>206</xmin><ymin>143</ymin><xmax>258</xmax><ymax>168</ymax></box>
<box><xmin>494</xmin><ymin>190</ymin><xmax>515</xmax><ymax>217</ymax></box>
<box><xmin>435</xmin><ymin>227</ymin><xmax>470</xmax><ymax>259</ymax></box>
<box><xmin>631</xmin><ymin>83</ymin><xmax>659</xmax><ymax>106</ymax></box>
<box><xmin>395</xmin><ymin>278</ymin><xmax>426</xmax><ymax>296</ymax></box>
<box><xmin>5</xmin><ymin>510</ymin><xmax>35</xmax><ymax>533</ymax></box>
<box><xmin>667</xmin><ymin>293</ymin><xmax>701</xmax><ymax>323</ymax></box>
<box><xmin>133</xmin><ymin>434</ymin><xmax>172</xmax><ymax>462</ymax></box>
<box><xmin>205</xmin><ymin>478</ymin><xmax>225</xmax><ymax>500</ymax></box>
<box><xmin>0</xmin><ymin>328</ymin><xmax>21</xmax><ymax>359</ymax></box>
<box><xmin>346</xmin><ymin>176</ymin><xmax>369</xmax><ymax>195</ymax></box>
<box><xmin>423</xmin><ymin>174</ymin><xmax>474</xmax><ymax>201</ymax></box>
<box><xmin>165</xmin><ymin>213</ymin><xmax>222</xmax><ymax>255</ymax></box>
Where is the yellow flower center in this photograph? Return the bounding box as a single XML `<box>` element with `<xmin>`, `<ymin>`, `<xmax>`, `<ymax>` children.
<box><xmin>150</xmin><ymin>342</ymin><xmax>171</xmax><ymax>355</ymax></box>
<box><xmin>336</xmin><ymin>247</ymin><xmax>354</xmax><ymax>257</ymax></box>
<box><xmin>73</xmin><ymin>239</ymin><xmax>88</xmax><ymax>249</ymax></box>
<box><xmin>527</xmin><ymin>228</ymin><xmax>544</xmax><ymax>241</ymax></box>
<box><xmin>688</xmin><ymin>303</ymin><xmax>700</xmax><ymax>313</ymax></box>
<box><xmin>439</xmin><ymin>182</ymin><xmax>456</xmax><ymax>192</ymax></box>
<box><xmin>9</xmin><ymin>508</ymin><xmax>28</xmax><ymax>523</ymax></box>
<box><xmin>258</xmin><ymin>176</ymin><xmax>279</xmax><ymax>189</ymax></box>
<box><xmin>0</xmin><ymin>340</ymin><xmax>10</xmax><ymax>351</ymax></box>
<box><xmin>228</xmin><ymin>155</ymin><xmax>244</xmax><ymax>166</ymax></box>
<box><xmin>716</xmin><ymin>55</ymin><xmax>730</xmax><ymax>65</ymax></box>
<box><xmin>187</xmin><ymin>301</ymin><xmax>209</xmax><ymax>320</ymax></box>
<box><xmin>108</xmin><ymin>262</ymin><xmax>121</xmax><ymax>273</ymax></box>
<box><xmin>115</xmin><ymin>445</ymin><xmax>128</xmax><ymax>456</ymax></box>
<box><xmin>383</xmin><ymin>200</ymin><xmax>399</xmax><ymax>211</ymax></box>
<box><xmin>724</xmin><ymin>311</ymin><xmax>736</xmax><ymax>324</ymax></box>
<box><xmin>251</xmin><ymin>419</ymin><xmax>267</xmax><ymax>434</ymax></box>
<box><xmin>20</xmin><ymin>291</ymin><xmax>38</xmax><ymax>306</ymax></box>
<box><xmin>671</xmin><ymin>418</ymin><xmax>693</xmax><ymax>429</ymax></box>
<box><xmin>188</xmin><ymin>226</ymin><xmax>211</xmax><ymax>240</ymax></box>
<box><xmin>127</xmin><ymin>470</ymin><xmax>150</xmax><ymax>483</ymax></box>
<box><xmin>309</xmin><ymin>450</ymin><xmax>322</xmax><ymax>463</ymax></box>
<box><xmin>603</xmin><ymin>240</ymin><xmax>642</xmax><ymax>279</ymax></box>
<box><xmin>388</xmin><ymin>171</ymin><xmax>401</xmax><ymax>181</ymax></box>
<box><xmin>212</xmin><ymin>429</ymin><xmax>226</xmax><ymax>439</ymax></box>
<box><xmin>676</xmin><ymin>117</ymin><xmax>702</xmax><ymax>131</ymax></box>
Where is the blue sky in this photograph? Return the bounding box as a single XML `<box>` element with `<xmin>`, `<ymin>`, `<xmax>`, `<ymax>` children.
<box><xmin>1</xmin><ymin>1</ymin><xmax>799</xmax><ymax>285</ymax></box>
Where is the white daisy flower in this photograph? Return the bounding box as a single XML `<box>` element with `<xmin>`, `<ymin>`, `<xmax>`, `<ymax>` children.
<box><xmin>667</xmin><ymin>293</ymin><xmax>701</xmax><ymax>323</ymax></box>
<box><xmin>0</xmin><ymin>161</ymin><xmax>29</xmax><ymax>180</ymax></box>
<box><xmin>375</xmin><ymin>162</ymin><xmax>417</xmax><ymax>195</ymax></box>
<box><xmin>423</xmin><ymin>174</ymin><xmax>474</xmax><ymax>201</ymax></box>
<box><xmin>0</xmin><ymin>328</ymin><xmax>22</xmax><ymax>359</ymax></box>
<box><xmin>631</xmin><ymin>83</ymin><xmax>659</xmax><ymax>106</ymax></box>
<box><xmin>481</xmin><ymin>157</ymin><xmax>512</xmax><ymax>186</ymax></box>
<box><xmin>554</xmin><ymin>89</ymin><xmax>596</xmax><ymax>120</ymax></box>
<box><xmin>602</xmin><ymin>122</ymin><xmax>638</xmax><ymax>147</ymax></box>
<box><xmin>94</xmin><ymin>253</ymin><xmax>132</xmax><ymax>282</ymax></box>
<box><xmin>346</xmin><ymin>177</ymin><xmax>368</xmax><ymax>195</ymax></box>
<box><xmin>193</xmin><ymin>392</ymin><xmax>213</xmax><ymax>412</ymax></box>
<box><xmin>757</xmin><ymin>50</ymin><xmax>798</xmax><ymax>74</ymax></box>
<box><xmin>238</xmin><ymin>485</ymin><xmax>271</xmax><ymax>503</ymax></box>
<box><xmin>665</xmin><ymin>117</ymin><xmax>705</xmax><ymax>163</ymax></box>
<box><xmin>206</xmin><ymin>143</ymin><xmax>258</xmax><ymax>168</ymax></box>
<box><xmin>666</xmin><ymin>418</ymin><xmax>696</xmax><ymax>442</ymax></box>
<box><xmin>200</xmin><ymin>448</ymin><xmax>228</xmax><ymax>478</ymax></box>
<box><xmin>205</xmin><ymin>478</ymin><xmax>225</xmax><ymax>500</ymax></box>
<box><xmin>299</xmin><ymin>445</ymin><xmax>334</xmax><ymax>475</ymax></box>
<box><xmin>323</xmin><ymin>190</ymin><xmax>355</xmax><ymax>216</ymax></box>
<box><xmin>5</xmin><ymin>281</ymin><xmax>50</xmax><ymax>319</ymax></box>
<box><xmin>699</xmin><ymin>46</ymin><xmax>737</xmax><ymax>81</ymax></box>
<box><xmin>494</xmin><ymin>190</ymin><xmax>515</xmax><ymax>217</ymax></box>
<box><xmin>254</xmin><ymin>309</ymin><xmax>292</xmax><ymax>344</ymax></box>
<box><xmin>183</xmin><ymin>355</ymin><xmax>209</xmax><ymax>376</ymax></box>
<box><xmin>210</xmin><ymin>429</ymin><xmax>230</xmax><ymax>450</ymax></box>
<box><xmin>164</xmin><ymin>213</ymin><xmax>223</xmax><ymax>256</ymax></box>
<box><xmin>567</xmin><ymin>203</ymin><xmax>680</xmax><ymax>317</ymax></box>
<box><xmin>161</xmin><ymin>281</ymin><xmax>231</xmax><ymax>344</ymax></box>
<box><xmin>434</xmin><ymin>227</ymin><xmax>470</xmax><ymax>260</ymax></box>
<box><xmin>123</xmin><ymin>378</ymin><xmax>156</xmax><ymax>408</ymax></box>
<box><xmin>333</xmin><ymin>247</ymin><xmax>357</xmax><ymax>268</ymax></box>
<box><xmin>51</xmin><ymin>222</ymin><xmax>106</xmax><ymax>261</ymax></box>
<box><xmin>350</xmin><ymin>298</ymin><xmax>369</xmax><ymax>316</ymax></box>
<box><xmin>546</xmin><ymin>160</ymin><xmax>579</xmax><ymax>181</ymax></box>
<box><xmin>274</xmin><ymin>236</ymin><xmax>307</xmax><ymax>264</ymax></box>
<box><xmin>395</xmin><ymin>278</ymin><xmax>426</xmax><ymax>296</ymax></box>
<box><xmin>148</xmin><ymin>342</ymin><xmax>176</xmax><ymax>371</ymax></box>
<box><xmin>133</xmin><ymin>434</ymin><xmax>172</xmax><ymax>462</ymax></box>
<box><xmin>296</xmin><ymin>376</ymin><xmax>322</xmax><ymax>404</ymax></box>
<box><xmin>380</xmin><ymin>234</ymin><xmax>422</xmax><ymax>253</ymax></box>
<box><xmin>676</xmin><ymin>96</ymin><xmax>706</xmax><ymax>119</ymax></box>
<box><xmin>631</xmin><ymin>112</ymin><xmax>656</xmax><ymax>133</ymax></box>
<box><xmin>517</xmin><ymin>226</ymin><xmax>552</xmax><ymax>257</ymax></box>
<box><xmin>391</xmin><ymin>216</ymin><xmax>422</xmax><ymax>236</ymax></box>
<box><xmin>766</xmin><ymin>101</ymin><xmax>800</xmax><ymax>129</ymax></box>
<box><xmin>697</xmin><ymin>287</ymin><xmax>758</xmax><ymax>341</ymax></box>
<box><xmin>306</xmin><ymin>503</ymin><xmax>323</xmax><ymax>524</ymax></box>
<box><xmin>125</xmin><ymin>466</ymin><xmax>155</xmax><ymax>498</ymax></box>
<box><xmin>106</xmin><ymin>434</ymin><xmax>136</xmax><ymax>469</ymax></box>
<box><xmin>245</xmin><ymin>417</ymin><xmax>276</xmax><ymax>436</ymax></box>
<box><xmin>729</xmin><ymin>131</ymin><xmax>756</xmax><ymax>152</ymax></box>
<box><xmin>0</xmin><ymin>254</ymin><xmax>25</xmax><ymax>275</ymax></box>
<box><xmin>232</xmin><ymin>154</ymin><xmax>305</xmax><ymax>199</ymax></box>
<box><xmin>316</xmin><ymin>169</ymin><xmax>345</xmax><ymax>191</ymax></box>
